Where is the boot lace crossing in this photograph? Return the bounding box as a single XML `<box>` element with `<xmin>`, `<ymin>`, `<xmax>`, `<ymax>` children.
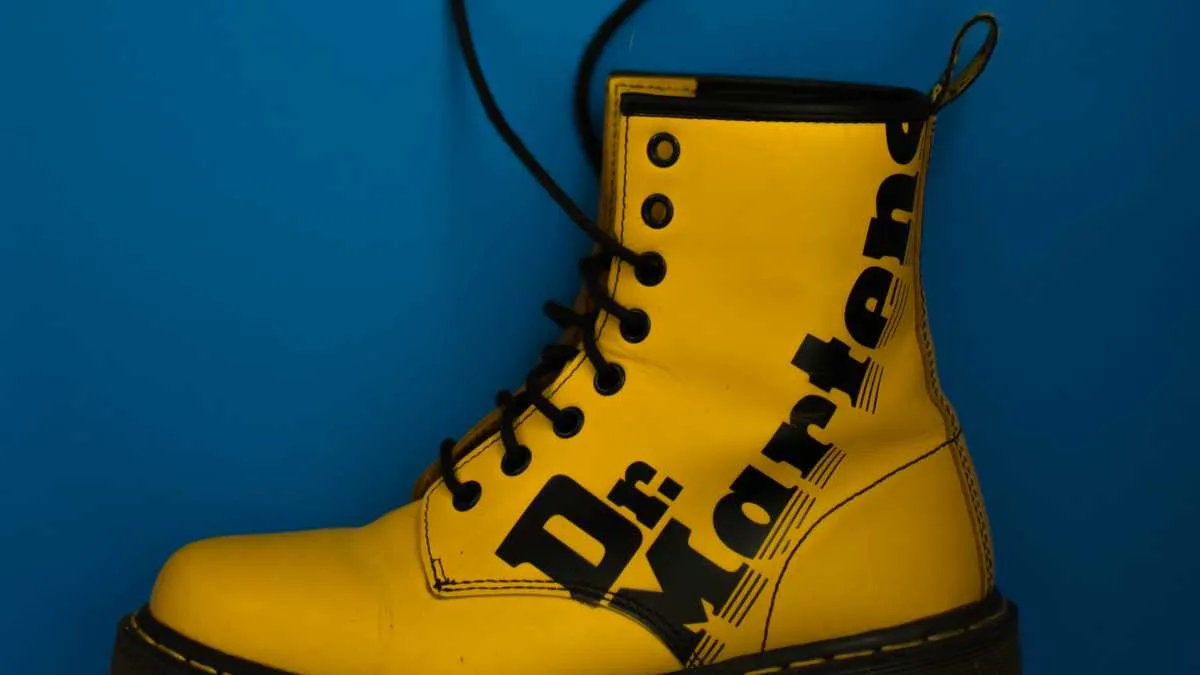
<box><xmin>440</xmin><ymin>0</ymin><xmax>658</xmax><ymax>511</ymax></box>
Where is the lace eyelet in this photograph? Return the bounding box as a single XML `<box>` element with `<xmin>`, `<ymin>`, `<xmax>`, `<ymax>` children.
<box><xmin>501</xmin><ymin>445</ymin><xmax>532</xmax><ymax>476</ymax></box>
<box><xmin>594</xmin><ymin>363</ymin><xmax>625</xmax><ymax>396</ymax></box>
<box><xmin>554</xmin><ymin>407</ymin><xmax>585</xmax><ymax>438</ymax></box>
<box><xmin>641</xmin><ymin>194</ymin><xmax>673</xmax><ymax>229</ymax></box>
<box><xmin>648</xmin><ymin>132</ymin><xmax>680</xmax><ymax>168</ymax></box>
<box><xmin>635</xmin><ymin>253</ymin><xmax>667</xmax><ymax>287</ymax></box>
<box><xmin>452</xmin><ymin>481</ymin><xmax>482</xmax><ymax>511</ymax></box>
<box><xmin>620</xmin><ymin>309</ymin><xmax>650</xmax><ymax>343</ymax></box>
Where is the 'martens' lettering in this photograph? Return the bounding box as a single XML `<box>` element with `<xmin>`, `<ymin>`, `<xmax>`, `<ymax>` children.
<box><xmin>781</xmin><ymin>117</ymin><xmax>920</xmax><ymax>463</ymax></box>
<box><xmin>885</xmin><ymin>119</ymin><xmax>925</xmax><ymax>166</ymax></box>
<box><xmin>614</xmin><ymin>520</ymin><xmax>747</xmax><ymax>662</ymax></box>
<box><xmin>845</xmin><ymin>266</ymin><xmax>895</xmax><ymax>349</ymax></box>
<box><xmin>862</xmin><ymin>173</ymin><xmax>917</xmax><ymax>264</ymax></box>
<box><xmin>792</xmin><ymin>335</ymin><xmax>870</xmax><ymax>404</ymax></box>
<box><xmin>493</xmin><ymin>120</ymin><xmax>926</xmax><ymax>665</ymax></box>
<box><xmin>762</xmin><ymin>395</ymin><xmax>836</xmax><ymax>476</ymax></box>
<box><xmin>713</xmin><ymin>467</ymin><xmax>796</xmax><ymax>557</ymax></box>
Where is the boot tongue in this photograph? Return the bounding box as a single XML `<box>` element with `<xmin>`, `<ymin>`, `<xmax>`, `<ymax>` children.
<box><xmin>410</xmin><ymin>74</ymin><xmax>698</xmax><ymax>500</ymax></box>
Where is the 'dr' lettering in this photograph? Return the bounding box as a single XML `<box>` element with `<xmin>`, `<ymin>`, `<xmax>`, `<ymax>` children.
<box><xmin>496</xmin><ymin>475</ymin><xmax>641</xmax><ymax>602</ymax></box>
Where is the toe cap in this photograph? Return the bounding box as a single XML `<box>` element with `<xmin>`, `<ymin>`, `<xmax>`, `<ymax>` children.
<box><xmin>149</xmin><ymin>527</ymin><xmax>388</xmax><ymax>675</ymax></box>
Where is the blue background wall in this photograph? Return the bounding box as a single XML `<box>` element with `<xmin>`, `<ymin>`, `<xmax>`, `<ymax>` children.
<box><xmin>2</xmin><ymin>1</ymin><xmax>1196</xmax><ymax>672</ymax></box>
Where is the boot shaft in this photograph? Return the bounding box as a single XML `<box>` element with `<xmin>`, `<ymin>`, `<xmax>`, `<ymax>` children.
<box><xmin>595</xmin><ymin>72</ymin><xmax>960</xmax><ymax>464</ymax></box>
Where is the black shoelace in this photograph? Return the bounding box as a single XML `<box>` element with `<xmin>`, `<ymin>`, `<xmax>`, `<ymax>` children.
<box><xmin>439</xmin><ymin>0</ymin><xmax>658</xmax><ymax>511</ymax></box>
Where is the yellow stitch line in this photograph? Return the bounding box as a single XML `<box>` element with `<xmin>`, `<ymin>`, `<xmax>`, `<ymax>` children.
<box><xmin>969</xmin><ymin>607</ymin><xmax>1008</xmax><ymax>631</ymax></box>
<box><xmin>612</xmin><ymin>81</ymin><xmax>691</xmax><ymax>95</ymax></box>
<box><xmin>742</xmin><ymin>602</ymin><xmax>1007</xmax><ymax>675</ymax></box>
<box><xmin>130</xmin><ymin>614</ymin><xmax>230</xmax><ymax>675</ymax></box>
<box><xmin>882</xmin><ymin>640</ymin><xmax>925</xmax><ymax>652</ymax></box>
<box><xmin>928</xmin><ymin>628</ymin><xmax>966</xmax><ymax>642</ymax></box>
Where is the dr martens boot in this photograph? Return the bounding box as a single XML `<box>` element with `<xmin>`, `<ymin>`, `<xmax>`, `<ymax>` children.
<box><xmin>112</xmin><ymin>2</ymin><xmax>1018</xmax><ymax>674</ymax></box>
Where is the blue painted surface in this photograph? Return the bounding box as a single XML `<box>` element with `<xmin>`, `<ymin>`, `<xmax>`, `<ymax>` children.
<box><xmin>1</xmin><ymin>1</ymin><xmax>1196</xmax><ymax>672</ymax></box>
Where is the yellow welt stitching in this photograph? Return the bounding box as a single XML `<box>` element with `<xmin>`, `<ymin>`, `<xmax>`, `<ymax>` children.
<box><xmin>130</xmin><ymin>614</ymin><xmax>231</xmax><ymax>675</ymax></box>
<box><xmin>928</xmin><ymin>628</ymin><xmax>966</xmax><ymax>642</ymax></box>
<box><xmin>968</xmin><ymin>607</ymin><xmax>1008</xmax><ymax>631</ymax></box>
<box><xmin>881</xmin><ymin>640</ymin><xmax>925</xmax><ymax>652</ymax></box>
<box><xmin>747</xmin><ymin>602</ymin><xmax>1008</xmax><ymax>673</ymax></box>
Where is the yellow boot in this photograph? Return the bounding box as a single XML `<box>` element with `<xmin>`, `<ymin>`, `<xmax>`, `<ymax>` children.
<box><xmin>112</xmin><ymin>3</ymin><xmax>1017</xmax><ymax>673</ymax></box>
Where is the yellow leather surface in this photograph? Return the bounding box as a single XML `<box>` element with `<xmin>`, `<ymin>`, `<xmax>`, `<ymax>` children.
<box><xmin>151</xmin><ymin>506</ymin><xmax>680</xmax><ymax>674</ymax></box>
<box><xmin>148</xmin><ymin>73</ymin><xmax>993</xmax><ymax>673</ymax></box>
<box><xmin>762</xmin><ymin>440</ymin><xmax>984</xmax><ymax>650</ymax></box>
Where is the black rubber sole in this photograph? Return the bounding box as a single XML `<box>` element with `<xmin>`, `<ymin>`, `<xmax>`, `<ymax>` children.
<box><xmin>112</xmin><ymin>609</ymin><xmax>292</xmax><ymax>675</ymax></box>
<box><xmin>680</xmin><ymin>591</ymin><xmax>1020</xmax><ymax>675</ymax></box>
<box><xmin>112</xmin><ymin>593</ymin><xmax>1019</xmax><ymax>675</ymax></box>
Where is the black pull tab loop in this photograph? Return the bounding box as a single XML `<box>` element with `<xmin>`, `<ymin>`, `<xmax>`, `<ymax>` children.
<box><xmin>930</xmin><ymin>13</ymin><xmax>999</xmax><ymax>112</ymax></box>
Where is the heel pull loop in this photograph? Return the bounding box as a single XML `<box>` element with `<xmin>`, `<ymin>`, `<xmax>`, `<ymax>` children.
<box><xmin>930</xmin><ymin>13</ymin><xmax>999</xmax><ymax>112</ymax></box>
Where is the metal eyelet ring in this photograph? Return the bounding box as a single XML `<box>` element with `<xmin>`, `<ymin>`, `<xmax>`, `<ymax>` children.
<box><xmin>635</xmin><ymin>253</ymin><xmax>667</xmax><ymax>287</ymax></box>
<box><xmin>641</xmin><ymin>194</ymin><xmax>674</xmax><ymax>229</ymax></box>
<box><xmin>554</xmin><ymin>407</ymin><xmax>585</xmax><ymax>438</ymax></box>
<box><xmin>620</xmin><ymin>309</ymin><xmax>650</xmax><ymax>344</ymax></box>
<box><xmin>452</xmin><ymin>481</ymin><xmax>482</xmax><ymax>511</ymax></box>
<box><xmin>501</xmin><ymin>445</ymin><xmax>532</xmax><ymax>476</ymax></box>
<box><xmin>648</xmin><ymin>132</ymin><xmax>680</xmax><ymax>168</ymax></box>
<box><xmin>594</xmin><ymin>363</ymin><xmax>626</xmax><ymax>396</ymax></box>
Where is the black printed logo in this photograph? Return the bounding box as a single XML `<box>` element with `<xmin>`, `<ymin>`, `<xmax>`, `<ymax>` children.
<box><xmin>493</xmin><ymin>120</ymin><xmax>923</xmax><ymax>665</ymax></box>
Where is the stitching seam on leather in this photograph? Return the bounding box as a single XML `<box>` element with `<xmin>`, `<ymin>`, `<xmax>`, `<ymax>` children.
<box><xmin>761</xmin><ymin>434</ymin><xmax>959</xmax><ymax>652</ymax></box>
<box><xmin>910</xmin><ymin>120</ymin><xmax>960</xmax><ymax>441</ymax></box>
<box><xmin>907</xmin><ymin>121</ymin><xmax>991</xmax><ymax>592</ymax></box>
<box><xmin>952</xmin><ymin>438</ymin><xmax>995</xmax><ymax>591</ymax></box>
<box><xmin>436</xmin><ymin>578</ymin><xmax>692</xmax><ymax>654</ymax></box>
